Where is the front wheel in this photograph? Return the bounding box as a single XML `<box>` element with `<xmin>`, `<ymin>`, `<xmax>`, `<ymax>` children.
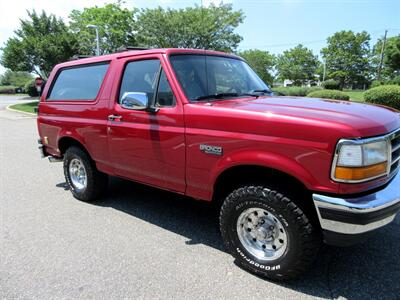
<box><xmin>219</xmin><ymin>186</ymin><xmax>320</xmax><ymax>281</ymax></box>
<box><xmin>63</xmin><ymin>146</ymin><xmax>108</xmax><ymax>202</ymax></box>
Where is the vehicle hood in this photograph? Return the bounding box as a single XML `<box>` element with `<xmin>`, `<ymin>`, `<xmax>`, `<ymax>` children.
<box><xmin>209</xmin><ymin>96</ymin><xmax>400</xmax><ymax>137</ymax></box>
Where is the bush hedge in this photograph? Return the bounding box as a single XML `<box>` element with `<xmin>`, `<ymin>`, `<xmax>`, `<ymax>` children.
<box><xmin>307</xmin><ymin>89</ymin><xmax>350</xmax><ymax>100</ymax></box>
<box><xmin>364</xmin><ymin>85</ymin><xmax>400</xmax><ymax>110</ymax></box>
<box><xmin>370</xmin><ymin>80</ymin><xmax>383</xmax><ymax>88</ymax></box>
<box><xmin>24</xmin><ymin>79</ymin><xmax>39</xmax><ymax>97</ymax></box>
<box><xmin>321</xmin><ymin>80</ymin><xmax>341</xmax><ymax>90</ymax></box>
<box><xmin>272</xmin><ymin>86</ymin><xmax>322</xmax><ymax>97</ymax></box>
<box><xmin>0</xmin><ymin>85</ymin><xmax>16</xmax><ymax>94</ymax></box>
<box><xmin>388</xmin><ymin>76</ymin><xmax>400</xmax><ymax>86</ymax></box>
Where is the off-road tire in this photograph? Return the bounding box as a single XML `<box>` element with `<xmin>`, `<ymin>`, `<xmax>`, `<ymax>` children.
<box><xmin>220</xmin><ymin>186</ymin><xmax>320</xmax><ymax>281</ymax></box>
<box><xmin>63</xmin><ymin>146</ymin><xmax>108</xmax><ymax>202</ymax></box>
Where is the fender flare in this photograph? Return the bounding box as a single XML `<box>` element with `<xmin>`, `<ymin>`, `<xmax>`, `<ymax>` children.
<box><xmin>210</xmin><ymin>150</ymin><xmax>317</xmax><ymax>192</ymax></box>
<box><xmin>57</xmin><ymin>130</ymin><xmax>90</xmax><ymax>156</ymax></box>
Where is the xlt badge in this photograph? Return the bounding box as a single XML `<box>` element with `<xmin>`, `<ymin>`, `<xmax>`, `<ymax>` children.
<box><xmin>200</xmin><ymin>144</ymin><xmax>223</xmax><ymax>156</ymax></box>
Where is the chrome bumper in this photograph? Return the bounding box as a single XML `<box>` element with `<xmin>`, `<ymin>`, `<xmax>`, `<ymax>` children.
<box><xmin>313</xmin><ymin>172</ymin><xmax>400</xmax><ymax>236</ymax></box>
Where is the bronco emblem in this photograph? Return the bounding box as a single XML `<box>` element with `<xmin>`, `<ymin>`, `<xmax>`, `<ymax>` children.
<box><xmin>199</xmin><ymin>144</ymin><xmax>223</xmax><ymax>156</ymax></box>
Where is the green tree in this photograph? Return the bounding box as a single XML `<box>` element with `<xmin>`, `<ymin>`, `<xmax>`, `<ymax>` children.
<box><xmin>276</xmin><ymin>44</ymin><xmax>319</xmax><ymax>86</ymax></box>
<box><xmin>1</xmin><ymin>10</ymin><xmax>78</xmax><ymax>78</ymax></box>
<box><xmin>69</xmin><ymin>2</ymin><xmax>137</xmax><ymax>55</ymax></box>
<box><xmin>239</xmin><ymin>49</ymin><xmax>275</xmax><ymax>85</ymax></box>
<box><xmin>373</xmin><ymin>35</ymin><xmax>400</xmax><ymax>80</ymax></box>
<box><xmin>0</xmin><ymin>70</ymin><xmax>33</xmax><ymax>87</ymax></box>
<box><xmin>135</xmin><ymin>4</ymin><xmax>244</xmax><ymax>52</ymax></box>
<box><xmin>385</xmin><ymin>35</ymin><xmax>400</xmax><ymax>74</ymax></box>
<box><xmin>321</xmin><ymin>30</ymin><xmax>371</xmax><ymax>87</ymax></box>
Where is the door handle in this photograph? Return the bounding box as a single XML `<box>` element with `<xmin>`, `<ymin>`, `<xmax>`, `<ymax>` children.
<box><xmin>108</xmin><ymin>114</ymin><xmax>122</xmax><ymax>122</ymax></box>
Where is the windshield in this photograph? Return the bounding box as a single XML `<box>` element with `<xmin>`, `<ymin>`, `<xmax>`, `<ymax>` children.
<box><xmin>169</xmin><ymin>54</ymin><xmax>271</xmax><ymax>101</ymax></box>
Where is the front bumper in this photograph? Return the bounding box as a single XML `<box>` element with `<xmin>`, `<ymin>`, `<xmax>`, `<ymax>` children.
<box><xmin>313</xmin><ymin>172</ymin><xmax>400</xmax><ymax>246</ymax></box>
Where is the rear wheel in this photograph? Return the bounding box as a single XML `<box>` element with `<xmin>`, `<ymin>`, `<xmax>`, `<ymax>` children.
<box><xmin>63</xmin><ymin>146</ymin><xmax>108</xmax><ymax>202</ymax></box>
<box><xmin>220</xmin><ymin>185</ymin><xmax>320</xmax><ymax>281</ymax></box>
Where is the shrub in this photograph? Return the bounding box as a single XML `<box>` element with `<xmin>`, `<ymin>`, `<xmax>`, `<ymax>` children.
<box><xmin>307</xmin><ymin>89</ymin><xmax>350</xmax><ymax>100</ymax></box>
<box><xmin>272</xmin><ymin>86</ymin><xmax>322</xmax><ymax>97</ymax></box>
<box><xmin>388</xmin><ymin>76</ymin><xmax>400</xmax><ymax>86</ymax></box>
<box><xmin>24</xmin><ymin>79</ymin><xmax>39</xmax><ymax>97</ymax></box>
<box><xmin>370</xmin><ymin>80</ymin><xmax>383</xmax><ymax>88</ymax></box>
<box><xmin>364</xmin><ymin>85</ymin><xmax>400</xmax><ymax>110</ymax></box>
<box><xmin>322</xmin><ymin>80</ymin><xmax>340</xmax><ymax>90</ymax></box>
<box><xmin>0</xmin><ymin>85</ymin><xmax>16</xmax><ymax>94</ymax></box>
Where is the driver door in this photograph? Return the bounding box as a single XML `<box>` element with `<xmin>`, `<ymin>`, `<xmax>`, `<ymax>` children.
<box><xmin>107</xmin><ymin>55</ymin><xmax>186</xmax><ymax>193</ymax></box>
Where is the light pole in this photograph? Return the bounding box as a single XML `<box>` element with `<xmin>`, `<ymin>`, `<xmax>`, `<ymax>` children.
<box><xmin>86</xmin><ymin>24</ymin><xmax>100</xmax><ymax>56</ymax></box>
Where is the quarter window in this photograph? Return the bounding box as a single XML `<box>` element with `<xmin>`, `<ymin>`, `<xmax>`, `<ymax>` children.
<box><xmin>48</xmin><ymin>62</ymin><xmax>109</xmax><ymax>101</ymax></box>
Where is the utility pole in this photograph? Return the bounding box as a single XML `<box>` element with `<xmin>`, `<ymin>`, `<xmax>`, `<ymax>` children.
<box><xmin>87</xmin><ymin>24</ymin><xmax>100</xmax><ymax>56</ymax></box>
<box><xmin>377</xmin><ymin>29</ymin><xmax>388</xmax><ymax>81</ymax></box>
<box><xmin>200</xmin><ymin>0</ymin><xmax>205</xmax><ymax>49</ymax></box>
<box><xmin>322</xmin><ymin>59</ymin><xmax>326</xmax><ymax>83</ymax></box>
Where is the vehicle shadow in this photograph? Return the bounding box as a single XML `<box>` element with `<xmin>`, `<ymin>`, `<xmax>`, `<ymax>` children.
<box><xmin>57</xmin><ymin>176</ymin><xmax>400</xmax><ymax>299</ymax></box>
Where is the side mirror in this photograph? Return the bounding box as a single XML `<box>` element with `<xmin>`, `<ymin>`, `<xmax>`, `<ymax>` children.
<box><xmin>121</xmin><ymin>92</ymin><xmax>149</xmax><ymax>110</ymax></box>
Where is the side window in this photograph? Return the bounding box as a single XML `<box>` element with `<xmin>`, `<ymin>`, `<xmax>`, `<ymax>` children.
<box><xmin>48</xmin><ymin>63</ymin><xmax>109</xmax><ymax>101</ymax></box>
<box><xmin>119</xmin><ymin>59</ymin><xmax>160</xmax><ymax>103</ymax></box>
<box><xmin>156</xmin><ymin>70</ymin><xmax>175</xmax><ymax>107</ymax></box>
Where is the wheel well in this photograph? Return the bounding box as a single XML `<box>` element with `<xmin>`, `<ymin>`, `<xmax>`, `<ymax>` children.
<box><xmin>213</xmin><ymin>165</ymin><xmax>320</xmax><ymax>226</ymax></box>
<box><xmin>58</xmin><ymin>137</ymin><xmax>88</xmax><ymax>156</ymax></box>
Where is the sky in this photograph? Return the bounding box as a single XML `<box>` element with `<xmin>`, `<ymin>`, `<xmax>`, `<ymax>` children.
<box><xmin>0</xmin><ymin>0</ymin><xmax>399</xmax><ymax>75</ymax></box>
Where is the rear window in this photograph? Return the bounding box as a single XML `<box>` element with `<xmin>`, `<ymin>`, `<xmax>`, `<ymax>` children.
<box><xmin>47</xmin><ymin>62</ymin><xmax>109</xmax><ymax>101</ymax></box>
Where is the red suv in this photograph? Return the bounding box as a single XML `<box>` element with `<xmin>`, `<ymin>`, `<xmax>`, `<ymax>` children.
<box><xmin>37</xmin><ymin>48</ymin><xmax>400</xmax><ymax>280</ymax></box>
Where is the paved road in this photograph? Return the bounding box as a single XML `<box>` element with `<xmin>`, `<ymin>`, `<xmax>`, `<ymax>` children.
<box><xmin>1</xmin><ymin>110</ymin><xmax>399</xmax><ymax>299</ymax></box>
<box><xmin>0</xmin><ymin>95</ymin><xmax>38</xmax><ymax>110</ymax></box>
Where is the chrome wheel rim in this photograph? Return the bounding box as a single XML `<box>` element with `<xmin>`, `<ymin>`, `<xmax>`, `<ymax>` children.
<box><xmin>68</xmin><ymin>158</ymin><xmax>87</xmax><ymax>191</ymax></box>
<box><xmin>236</xmin><ymin>207</ymin><xmax>288</xmax><ymax>261</ymax></box>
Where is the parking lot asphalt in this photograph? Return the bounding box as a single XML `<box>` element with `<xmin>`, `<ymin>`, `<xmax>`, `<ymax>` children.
<box><xmin>1</xmin><ymin>109</ymin><xmax>399</xmax><ymax>299</ymax></box>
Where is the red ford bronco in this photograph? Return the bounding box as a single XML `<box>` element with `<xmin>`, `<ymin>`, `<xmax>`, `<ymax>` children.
<box><xmin>37</xmin><ymin>48</ymin><xmax>400</xmax><ymax>280</ymax></box>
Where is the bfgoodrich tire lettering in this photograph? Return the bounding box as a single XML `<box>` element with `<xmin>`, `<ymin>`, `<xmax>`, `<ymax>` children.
<box><xmin>220</xmin><ymin>186</ymin><xmax>320</xmax><ymax>281</ymax></box>
<box><xmin>63</xmin><ymin>146</ymin><xmax>108</xmax><ymax>202</ymax></box>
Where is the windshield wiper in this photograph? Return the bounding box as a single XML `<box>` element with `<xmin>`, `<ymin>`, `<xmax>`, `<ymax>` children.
<box><xmin>235</xmin><ymin>90</ymin><xmax>272</xmax><ymax>99</ymax></box>
<box><xmin>195</xmin><ymin>91</ymin><xmax>265</xmax><ymax>101</ymax></box>
<box><xmin>251</xmin><ymin>89</ymin><xmax>271</xmax><ymax>94</ymax></box>
<box><xmin>195</xmin><ymin>93</ymin><xmax>239</xmax><ymax>101</ymax></box>
<box><xmin>239</xmin><ymin>89</ymin><xmax>272</xmax><ymax>98</ymax></box>
<box><xmin>239</xmin><ymin>93</ymin><xmax>262</xmax><ymax>98</ymax></box>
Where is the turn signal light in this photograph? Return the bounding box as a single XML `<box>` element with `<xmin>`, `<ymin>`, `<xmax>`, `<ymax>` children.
<box><xmin>334</xmin><ymin>162</ymin><xmax>387</xmax><ymax>181</ymax></box>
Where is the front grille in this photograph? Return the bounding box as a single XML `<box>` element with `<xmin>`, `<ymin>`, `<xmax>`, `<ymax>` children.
<box><xmin>390</xmin><ymin>128</ymin><xmax>400</xmax><ymax>176</ymax></box>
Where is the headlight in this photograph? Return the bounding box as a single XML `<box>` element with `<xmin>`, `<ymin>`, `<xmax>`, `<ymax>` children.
<box><xmin>332</xmin><ymin>139</ymin><xmax>389</xmax><ymax>182</ymax></box>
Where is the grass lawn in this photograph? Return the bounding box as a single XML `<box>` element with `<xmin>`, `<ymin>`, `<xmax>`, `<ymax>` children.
<box><xmin>344</xmin><ymin>90</ymin><xmax>365</xmax><ymax>102</ymax></box>
<box><xmin>0</xmin><ymin>93</ymin><xmax>30</xmax><ymax>96</ymax></box>
<box><xmin>9</xmin><ymin>101</ymin><xmax>38</xmax><ymax>114</ymax></box>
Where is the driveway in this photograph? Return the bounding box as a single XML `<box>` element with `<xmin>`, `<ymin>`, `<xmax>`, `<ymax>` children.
<box><xmin>1</xmin><ymin>111</ymin><xmax>399</xmax><ymax>299</ymax></box>
<box><xmin>0</xmin><ymin>94</ymin><xmax>38</xmax><ymax>110</ymax></box>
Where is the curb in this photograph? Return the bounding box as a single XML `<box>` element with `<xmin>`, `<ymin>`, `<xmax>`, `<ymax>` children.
<box><xmin>6</xmin><ymin>102</ymin><xmax>38</xmax><ymax>116</ymax></box>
